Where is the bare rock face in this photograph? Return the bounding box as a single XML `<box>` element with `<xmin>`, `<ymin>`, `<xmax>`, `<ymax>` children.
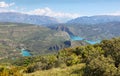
<box><xmin>48</xmin><ymin>41</ymin><xmax>71</xmax><ymax>51</ymax></box>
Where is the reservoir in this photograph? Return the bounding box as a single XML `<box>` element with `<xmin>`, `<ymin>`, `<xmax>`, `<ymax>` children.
<box><xmin>21</xmin><ymin>48</ymin><xmax>31</xmax><ymax>56</ymax></box>
<box><xmin>70</xmin><ymin>35</ymin><xmax>100</xmax><ymax>44</ymax></box>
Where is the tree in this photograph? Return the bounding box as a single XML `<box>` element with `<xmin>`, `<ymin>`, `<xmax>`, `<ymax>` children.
<box><xmin>101</xmin><ymin>38</ymin><xmax>120</xmax><ymax>67</ymax></box>
<box><xmin>84</xmin><ymin>55</ymin><xmax>117</xmax><ymax>76</ymax></box>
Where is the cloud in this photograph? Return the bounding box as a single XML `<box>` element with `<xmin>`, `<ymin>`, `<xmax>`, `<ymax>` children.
<box><xmin>0</xmin><ymin>6</ymin><xmax>80</xmax><ymax>21</ymax></box>
<box><xmin>28</xmin><ymin>7</ymin><xmax>80</xmax><ymax>18</ymax></box>
<box><xmin>0</xmin><ymin>1</ymin><xmax>15</xmax><ymax>8</ymax></box>
<box><xmin>107</xmin><ymin>11</ymin><xmax>120</xmax><ymax>16</ymax></box>
<box><xmin>0</xmin><ymin>9</ymin><xmax>16</xmax><ymax>12</ymax></box>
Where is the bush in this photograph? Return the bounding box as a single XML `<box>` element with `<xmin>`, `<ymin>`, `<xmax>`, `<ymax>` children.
<box><xmin>84</xmin><ymin>55</ymin><xmax>117</xmax><ymax>76</ymax></box>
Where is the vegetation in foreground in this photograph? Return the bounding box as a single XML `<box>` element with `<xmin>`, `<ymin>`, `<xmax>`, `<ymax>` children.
<box><xmin>0</xmin><ymin>37</ymin><xmax>120</xmax><ymax>76</ymax></box>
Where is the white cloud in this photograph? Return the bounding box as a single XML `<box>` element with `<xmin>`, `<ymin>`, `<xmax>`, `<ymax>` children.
<box><xmin>0</xmin><ymin>9</ymin><xmax>16</xmax><ymax>12</ymax></box>
<box><xmin>28</xmin><ymin>7</ymin><xmax>80</xmax><ymax>18</ymax></box>
<box><xmin>0</xmin><ymin>1</ymin><xmax>15</xmax><ymax>8</ymax></box>
<box><xmin>107</xmin><ymin>11</ymin><xmax>120</xmax><ymax>16</ymax></box>
<box><xmin>0</xmin><ymin>6</ymin><xmax>80</xmax><ymax>21</ymax></box>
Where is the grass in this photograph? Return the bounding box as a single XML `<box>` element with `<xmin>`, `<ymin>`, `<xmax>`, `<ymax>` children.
<box><xmin>24</xmin><ymin>63</ymin><xmax>85</xmax><ymax>76</ymax></box>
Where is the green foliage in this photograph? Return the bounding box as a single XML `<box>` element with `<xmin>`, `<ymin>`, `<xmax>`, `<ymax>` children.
<box><xmin>0</xmin><ymin>66</ymin><xmax>23</xmax><ymax>76</ymax></box>
<box><xmin>117</xmin><ymin>64</ymin><xmax>120</xmax><ymax>75</ymax></box>
<box><xmin>84</xmin><ymin>55</ymin><xmax>117</xmax><ymax>76</ymax></box>
<box><xmin>101</xmin><ymin>38</ymin><xmax>120</xmax><ymax>67</ymax></box>
<box><xmin>73</xmin><ymin>45</ymin><xmax>104</xmax><ymax>63</ymax></box>
<box><xmin>65</xmin><ymin>54</ymin><xmax>80</xmax><ymax>66</ymax></box>
<box><xmin>12</xmin><ymin>57</ymin><xmax>34</xmax><ymax>66</ymax></box>
<box><xmin>22</xmin><ymin>55</ymin><xmax>58</xmax><ymax>73</ymax></box>
<box><xmin>58</xmin><ymin>48</ymin><xmax>81</xmax><ymax>66</ymax></box>
<box><xmin>0</xmin><ymin>37</ymin><xmax>120</xmax><ymax>76</ymax></box>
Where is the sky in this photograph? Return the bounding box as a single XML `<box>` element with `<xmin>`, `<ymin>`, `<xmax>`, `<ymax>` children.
<box><xmin>0</xmin><ymin>0</ymin><xmax>120</xmax><ymax>21</ymax></box>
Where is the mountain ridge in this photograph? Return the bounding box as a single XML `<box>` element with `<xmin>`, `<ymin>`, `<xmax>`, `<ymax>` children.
<box><xmin>0</xmin><ymin>12</ymin><xmax>59</xmax><ymax>25</ymax></box>
<box><xmin>67</xmin><ymin>15</ymin><xmax>120</xmax><ymax>24</ymax></box>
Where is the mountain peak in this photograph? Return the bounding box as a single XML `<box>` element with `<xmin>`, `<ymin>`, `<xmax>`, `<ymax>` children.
<box><xmin>0</xmin><ymin>12</ymin><xmax>59</xmax><ymax>25</ymax></box>
<box><xmin>67</xmin><ymin>15</ymin><xmax>120</xmax><ymax>24</ymax></box>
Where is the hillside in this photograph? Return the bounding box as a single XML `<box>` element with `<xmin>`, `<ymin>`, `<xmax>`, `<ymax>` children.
<box><xmin>0</xmin><ymin>37</ymin><xmax>120</xmax><ymax>76</ymax></box>
<box><xmin>0</xmin><ymin>22</ymin><xmax>88</xmax><ymax>59</ymax></box>
<box><xmin>0</xmin><ymin>0</ymin><xmax>120</xmax><ymax>76</ymax></box>
<box><xmin>48</xmin><ymin>22</ymin><xmax>120</xmax><ymax>41</ymax></box>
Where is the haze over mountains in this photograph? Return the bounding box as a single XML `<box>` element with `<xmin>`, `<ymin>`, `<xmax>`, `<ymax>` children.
<box><xmin>67</xmin><ymin>15</ymin><xmax>120</xmax><ymax>24</ymax></box>
<box><xmin>0</xmin><ymin>12</ymin><xmax>120</xmax><ymax>58</ymax></box>
<box><xmin>1</xmin><ymin>12</ymin><xmax>120</xmax><ymax>42</ymax></box>
<box><xmin>1</xmin><ymin>12</ymin><xmax>120</xmax><ymax>25</ymax></box>
<box><xmin>0</xmin><ymin>0</ymin><xmax>120</xmax><ymax>75</ymax></box>
<box><xmin>0</xmin><ymin>12</ymin><xmax>120</xmax><ymax>40</ymax></box>
<box><xmin>0</xmin><ymin>12</ymin><xmax>59</xmax><ymax>25</ymax></box>
<box><xmin>0</xmin><ymin>11</ymin><xmax>120</xmax><ymax>76</ymax></box>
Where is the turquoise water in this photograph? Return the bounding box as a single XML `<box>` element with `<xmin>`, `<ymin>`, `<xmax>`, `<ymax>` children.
<box><xmin>70</xmin><ymin>36</ymin><xmax>83</xmax><ymax>41</ymax></box>
<box><xmin>85</xmin><ymin>40</ymin><xmax>101</xmax><ymax>44</ymax></box>
<box><xmin>70</xmin><ymin>35</ymin><xmax>100</xmax><ymax>44</ymax></box>
<box><xmin>21</xmin><ymin>49</ymin><xmax>31</xmax><ymax>56</ymax></box>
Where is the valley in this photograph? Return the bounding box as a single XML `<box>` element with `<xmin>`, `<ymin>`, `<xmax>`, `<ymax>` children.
<box><xmin>0</xmin><ymin>0</ymin><xmax>120</xmax><ymax>76</ymax></box>
<box><xmin>0</xmin><ymin>19</ymin><xmax>120</xmax><ymax>59</ymax></box>
<box><xmin>0</xmin><ymin>15</ymin><xmax>120</xmax><ymax>76</ymax></box>
<box><xmin>0</xmin><ymin>22</ymin><xmax>89</xmax><ymax>59</ymax></box>
<box><xmin>0</xmin><ymin>37</ymin><xmax>120</xmax><ymax>76</ymax></box>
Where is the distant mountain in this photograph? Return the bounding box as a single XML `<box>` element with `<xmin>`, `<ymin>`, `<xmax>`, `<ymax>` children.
<box><xmin>49</xmin><ymin>21</ymin><xmax>120</xmax><ymax>41</ymax></box>
<box><xmin>67</xmin><ymin>15</ymin><xmax>120</xmax><ymax>24</ymax></box>
<box><xmin>0</xmin><ymin>12</ymin><xmax>59</xmax><ymax>25</ymax></box>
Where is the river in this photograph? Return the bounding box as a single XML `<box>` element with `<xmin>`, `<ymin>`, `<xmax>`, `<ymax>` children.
<box><xmin>70</xmin><ymin>35</ymin><xmax>100</xmax><ymax>44</ymax></box>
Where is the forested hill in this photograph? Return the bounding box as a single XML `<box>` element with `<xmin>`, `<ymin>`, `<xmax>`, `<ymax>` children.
<box><xmin>0</xmin><ymin>37</ymin><xmax>120</xmax><ymax>76</ymax></box>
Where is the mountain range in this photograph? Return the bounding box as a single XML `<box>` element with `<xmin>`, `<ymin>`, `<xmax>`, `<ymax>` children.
<box><xmin>0</xmin><ymin>12</ymin><xmax>120</xmax><ymax>59</ymax></box>
<box><xmin>48</xmin><ymin>21</ymin><xmax>120</xmax><ymax>41</ymax></box>
<box><xmin>0</xmin><ymin>12</ymin><xmax>59</xmax><ymax>25</ymax></box>
<box><xmin>1</xmin><ymin>12</ymin><xmax>120</xmax><ymax>25</ymax></box>
<box><xmin>67</xmin><ymin>15</ymin><xmax>120</xmax><ymax>24</ymax></box>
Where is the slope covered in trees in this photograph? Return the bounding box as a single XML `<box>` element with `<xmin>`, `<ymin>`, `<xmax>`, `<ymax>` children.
<box><xmin>0</xmin><ymin>37</ymin><xmax>120</xmax><ymax>76</ymax></box>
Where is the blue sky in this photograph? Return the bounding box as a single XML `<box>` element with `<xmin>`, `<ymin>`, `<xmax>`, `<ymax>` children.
<box><xmin>0</xmin><ymin>0</ymin><xmax>120</xmax><ymax>21</ymax></box>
